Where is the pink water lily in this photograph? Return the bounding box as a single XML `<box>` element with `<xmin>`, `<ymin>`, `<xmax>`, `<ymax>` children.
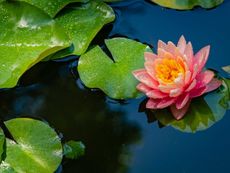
<box><xmin>133</xmin><ymin>36</ymin><xmax>222</xmax><ymax>120</ymax></box>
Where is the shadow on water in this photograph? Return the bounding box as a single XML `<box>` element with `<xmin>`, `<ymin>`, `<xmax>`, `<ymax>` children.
<box><xmin>0</xmin><ymin>61</ymin><xmax>142</xmax><ymax>173</ymax></box>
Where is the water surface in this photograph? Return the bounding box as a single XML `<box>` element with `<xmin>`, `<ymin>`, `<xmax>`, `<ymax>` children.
<box><xmin>0</xmin><ymin>0</ymin><xmax>230</xmax><ymax>172</ymax></box>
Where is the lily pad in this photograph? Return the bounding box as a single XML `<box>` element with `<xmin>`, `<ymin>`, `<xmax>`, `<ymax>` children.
<box><xmin>155</xmin><ymin>79</ymin><xmax>229</xmax><ymax>133</ymax></box>
<box><xmin>222</xmin><ymin>65</ymin><xmax>230</xmax><ymax>74</ymax></box>
<box><xmin>78</xmin><ymin>38</ymin><xmax>152</xmax><ymax>99</ymax></box>
<box><xmin>53</xmin><ymin>0</ymin><xmax>115</xmax><ymax>58</ymax></box>
<box><xmin>103</xmin><ymin>0</ymin><xmax>123</xmax><ymax>2</ymax></box>
<box><xmin>151</xmin><ymin>0</ymin><xmax>224</xmax><ymax>10</ymax></box>
<box><xmin>0</xmin><ymin>1</ymin><xmax>70</xmax><ymax>89</ymax></box>
<box><xmin>64</xmin><ymin>141</ymin><xmax>85</xmax><ymax>159</ymax></box>
<box><xmin>0</xmin><ymin>132</ymin><xmax>4</xmax><ymax>162</ymax></box>
<box><xmin>219</xmin><ymin>78</ymin><xmax>230</xmax><ymax>109</ymax></box>
<box><xmin>0</xmin><ymin>118</ymin><xmax>63</xmax><ymax>173</ymax></box>
<box><xmin>16</xmin><ymin>0</ymin><xmax>89</xmax><ymax>18</ymax></box>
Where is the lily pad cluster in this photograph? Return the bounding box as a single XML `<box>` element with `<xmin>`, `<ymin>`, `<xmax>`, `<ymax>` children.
<box><xmin>0</xmin><ymin>0</ymin><xmax>115</xmax><ymax>88</ymax></box>
<box><xmin>0</xmin><ymin>118</ymin><xmax>85</xmax><ymax>172</ymax></box>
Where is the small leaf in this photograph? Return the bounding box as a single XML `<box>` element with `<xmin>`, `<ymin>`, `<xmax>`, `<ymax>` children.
<box><xmin>0</xmin><ymin>1</ymin><xmax>70</xmax><ymax>89</ymax></box>
<box><xmin>64</xmin><ymin>141</ymin><xmax>85</xmax><ymax>159</ymax></box>
<box><xmin>16</xmin><ymin>0</ymin><xmax>89</xmax><ymax>18</ymax></box>
<box><xmin>0</xmin><ymin>118</ymin><xmax>63</xmax><ymax>173</ymax></box>
<box><xmin>222</xmin><ymin>65</ymin><xmax>230</xmax><ymax>74</ymax></box>
<box><xmin>78</xmin><ymin>37</ymin><xmax>152</xmax><ymax>99</ymax></box>
<box><xmin>219</xmin><ymin>78</ymin><xmax>230</xmax><ymax>109</ymax></box>
<box><xmin>155</xmin><ymin>79</ymin><xmax>228</xmax><ymax>133</ymax></box>
<box><xmin>53</xmin><ymin>0</ymin><xmax>115</xmax><ymax>58</ymax></box>
<box><xmin>151</xmin><ymin>0</ymin><xmax>224</xmax><ymax>10</ymax></box>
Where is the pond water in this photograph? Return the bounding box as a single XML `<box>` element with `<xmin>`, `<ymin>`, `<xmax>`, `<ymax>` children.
<box><xmin>0</xmin><ymin>0</ymin><xmax>230</xmax><ymax>172</ymax></box>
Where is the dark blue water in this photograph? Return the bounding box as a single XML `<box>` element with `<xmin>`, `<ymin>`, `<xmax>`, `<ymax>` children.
<box><xmin>0</xmin><ymin>0</ymin><xmax>230</xmax><ymax>172</ymax></box>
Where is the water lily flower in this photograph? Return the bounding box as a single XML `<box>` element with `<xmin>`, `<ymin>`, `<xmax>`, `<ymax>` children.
<box><xmin>133</xmin><ymin>36</ymin><xmax>222</xmax><ymax>120</ymax></box>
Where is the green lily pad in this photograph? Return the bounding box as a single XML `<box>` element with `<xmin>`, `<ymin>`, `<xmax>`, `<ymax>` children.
<box><xmin>0</xmin><ymin>118</ymin><xmax>63</xmax><ymax>173</ymax></box>
<box><xmin>52</xmin><ymin>0</ymin><xmax>115</xmax><ymax>58</ymax></box>
<box><xmin>103</xmin><ymin>0</ymin><xmax>123</xmax><ymax>2</ymax></box>
<box><xmin>64</xmin><ymin>141</ymin><xmax>85</xmax><ymax>159</ymax></box>
<box><xmin>151</xmin><ymin>0</ymin><xmax>224</xmax><ymax>10</ymax></box>
<box><xmin>78</xmin><ymin>38</ymin><xmax>152</xmax><ymax>99</ymax></box>
<box><xmin>0</xmin><ymin>1</ymin><xmax>70</xmax><ymax>89</ymax></box>
<box><xmin>222</xmin><ymin>65</ymin><xmax>230</xmax><ymax>74</ymax></box>
<box><xmin>219</xmin><ymin>78</ymin><xmax>230</xmax><ymax>109</ymax></box>
<box><xmin>155</xmin><ymin>79</ymin><xmax>229</xmax><ymax>133</ymax></box>
<box><xmin>0</xmin><ymin>131</ymin><xmax>4</xmax><ymax>162</ymax></box>
<box><xmin>16</xmin><ymin>0</ymin><xmax>89</xmax><ymax>18</ymax></box>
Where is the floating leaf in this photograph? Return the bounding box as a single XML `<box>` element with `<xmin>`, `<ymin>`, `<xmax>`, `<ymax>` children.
<box><xmin>78</xmin><ymin>38</ymin><xmax>152</xmax><ymax>99</ymax></box>
<box><xmin>0</xmin><ymin>1</ymin><xmax>70</xmax><ymax>89</ymax></box>
<box><xmin>155</xmin><ymin>79</ymin><xmax>229</xmax><ymax>133</ymax></box>
<box><xmin>151</xmin><ymin>0</ymin><xmax>224</xmax><ymax>10</ymax></box>
<box><xmin>0</xmin><ymin>161</ymin><xmax>17</xmax><ymax>173</ymax></box>
<box><xmin>0</xmin><ymin>132</ymin><xmax>4</xmax><ymax>162</ymax></box>
<box><xmin>16</xmin><ymin>0</ymin><xmax>89</xmax><ymax>18</ymax></box>
<box><xmin>103</xmin><ymin>0</ymin><xmax>123</xmax><ymax>2</ymax></box>
<box><xmin>0</xmin><ymin>118</ymin><xmax>63</xmax><ymax>173</ymax></box>
<box><xmin>63</xmin><ymin>141</ymin><xmax>85</xmax><ymax>159</ymax></box>
<box><xmin>219</xmin><ymin>78</ymin><xmax>230</xmax><ymax>109</ymax></box>
<box><xmin>222</xmin><ymin>65</ymin><xmax>230</xmax><ymax>74</ymax></box>
<box><xmin>44</xmin><ymin>44</ymin><xmax>75</xmax><ymax>61</ymax></box>
<box><xmin>52</xmin><ymin>0</ymin><xmax>115</xmax><ymax>58</ymax></box>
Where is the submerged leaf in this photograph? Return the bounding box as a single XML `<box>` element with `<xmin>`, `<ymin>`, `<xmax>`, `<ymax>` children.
<box><xmin>16</xmin><ymin>0</ymin><xmax>89</xmax><ymax>18</ymax></box>
<box><xmin>0</xmin><ymin>118</ymin><xmax>63</xmax><ymax>173</ymax></box>
<box><xmin>64</xmin><ymin>141</ymin><xmax>85</xmax><ymax>159</ymax></box>
<box><xmin>0</xmin><ymin>1</ymin><xmax>70</xmax><ymax>89</ymax></box>
<box><xmin>52</xmin><ymin>0</ymin><xmax>115</xmax><ymax>58</ymax></box>
<box><xmin>155</xmin><ymin>79</ymin><xmax>229</xmax><ymax>133</ymax></box>
<box><xmin>151</xmin><ymin>0</ymin><xmax>224</xmax><ymax>10</ymax></box>
<box><xmin>78</xmin><ymin>37</ymin><xmax>152</xmax><ymax>99</ymax></box>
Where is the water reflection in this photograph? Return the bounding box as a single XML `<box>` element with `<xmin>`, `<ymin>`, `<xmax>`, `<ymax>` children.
<box><xmin>0</xmin><ymin>61</ymin><xmax>142</xmax><ymax>173</ymax></box>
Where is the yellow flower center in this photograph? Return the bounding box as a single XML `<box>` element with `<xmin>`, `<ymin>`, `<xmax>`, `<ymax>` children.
<box><xmin>155</xmin><ymin>58</ymin><xmax>185</xmax><ymax>83</ymax></box>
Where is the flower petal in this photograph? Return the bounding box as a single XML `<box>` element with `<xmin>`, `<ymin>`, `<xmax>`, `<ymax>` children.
<box><xmin>184</xmin><ymin>70</ymin><xmax>192</xmax><ymax>84</ymax></box>
<box><xmin>158</xmin><ymin>40</ymin><xmax>167</xmax><ymax>50</ymax></box>
<box><xmin>190</xmin><ymin>86</ymin><xmax>206</xmax><ymax>98</ymax></box>
<box><xmin>157</xmin><ymin>48</ymin><xmax>167</xmax><ymax>58</ymax></box>
<box><xmin>184</xmin><ymin>42</ymin><xmax>194</xmax><ymax>70</ymax></box>
<box><xmin>136</xmin><ymin>83</ymin><xmax>152</xmax><ymax>93</ymax></box>
<box><xmin>144</xmin><ymin>52</ymin><xmax>157</xmax><ymax>62</ymax></box>
<box><xmin>158</xmin><ymin>84</ymin><xmax>176</xmax><ymax>93</ymax></box>
<box><xmin>170</xmin><ymin>88</ymin><xmax>182</xmax><ymax>97</ymax></box>
<box><xmin>144</xmin><ymin>61</ymin><xmax>158</xmax><ymax>80</ymax></box>
<box><xmin>146</xmin><ymin>98</ymin><xmax>175</xmax><ymax>109</ymax></box>
<box><xmin>205</xmin><ymin>78</ymin><xmax>222</xmax><ymax>93</ymax></box>
<box><xmin>177</xmin><ymin>35</ymin><xmax>187</xmax><ymax>54</ymax></box>
<box><xmin>167</xmin><ymin>41</ymin><xmax>178</xmax><ymax>56</ymax></box>
<box><xmin>191</xmin><ymin>63</ymin><xmax>199</xmax><ymax>80</ymax></box>
<box><xmin>170</xmin><ymin>100</ymin><xmax>191</xmax><ymax>120</ymax></box>
<box><xmin>194</xmin><ymin>45</ymin><xmax>210</xmax><ymax>73</ymax></box>
<box><xmin>185</xmin><ymin>79</ymin><xmax>196</xmax><ymax>92</ymax></box>
<box><xmin>196</xmin><ymin>70</ymin><xmax>214</xmax><ymax>85</ymax></box>
<box><xmin>157</xmin><ymin>97</ymin><xmax>176</xmax><ymax>109</ymax></box>
<box><xmin>174</xmin><ymin>73</ymin><xmax>184</xmax><ymax>86</ymax></box>
<box><xmin>146</xmin><ymin>99</ymin><xmax>158</xmax><ymax>109</ymax></box>
<box><xmin>133</xmin><ymin>69</ymin><xmax>158</xmax><ymax>89</ymax></box>
<box><xmin>176</xmin><ymin>93</ymin><xmax>190</xmax><ymax>109</ymax></box>
<box><xmin>146</xmin><ymin>90</ymin><xmax>168</xmax><ymax>99</ymax></box>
